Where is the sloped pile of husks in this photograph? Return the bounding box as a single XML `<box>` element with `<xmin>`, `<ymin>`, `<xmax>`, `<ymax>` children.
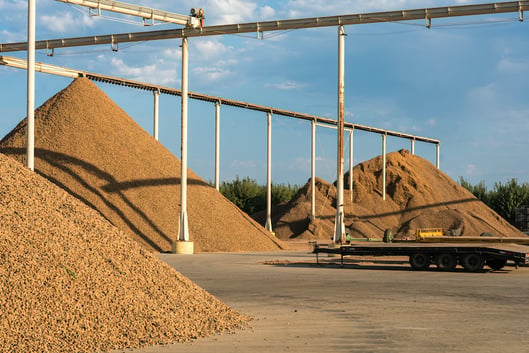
<box><xmin>0</xmin><ymin>78</ymin><xmax>282</xmax><ymax>253</ymax></box>
<box><xmin>0</xmin><ymin>152</ymin><xmax>247</xmax><ymax>352</ymax></box>
<box><xmin>268</xmin><ymin>149</ymin><xmax>524</xmax><ymax>240</ymax></box>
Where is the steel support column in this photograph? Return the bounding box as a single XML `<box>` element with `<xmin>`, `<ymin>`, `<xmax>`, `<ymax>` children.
<box><xmin>382</xmin><ymin>133</ymin><xmax>387</xmax><ymax>201</ymax></box>
<box><xmin>27</xmin><ymin>0</ymin><xmax>36</xmax><ymax>171</ymax></box>
<box><xmin>411</xmin><ymin>138</ymin><xmax>415</xmax><ymax>155</ymax></box>
<box><xmin>265</xmin><ymin>111</ymin><xmax>273</xmax><ymax>232</ymax></box>
<box><xmin>178</xmin><ymin>37</ymin><xmax>190</xmax><ymax>243</ymax></box>
<box><xmin>311</xmin><ymin>120</ymin><xmax>316</xmax><ymax>220</ymax></box>
<box><xmin>436</xmin><ymin>143</ymin><xmax>440</xmax><ymax>169</ymax></box>
<box><xmin>153</xmin><ymin>89</ymin><xmax>159</xmax><ymax>140</ymax></box>
<box><xmin>348</xmin><ymin>129</ymin><xmax>354</xmax><ymax>201</ymax></box>
<box><xmin>334</xmin><ymin>25</ymin><xmax>346</xmax><ymax>243</ymax></box>
<box><xmin>215</xmin><ymin>101</ymin><xmax>221</xmax><ymax>191</ymax></box>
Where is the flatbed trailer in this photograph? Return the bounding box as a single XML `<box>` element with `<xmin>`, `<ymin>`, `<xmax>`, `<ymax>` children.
<box><xmin>313</xmin><ymin>242</ymin><xmax>529</xmax><ymax>272</ymax></box>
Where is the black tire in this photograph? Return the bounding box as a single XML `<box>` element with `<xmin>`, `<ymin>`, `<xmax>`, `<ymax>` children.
<box><xmin>409</xmin><ymin>253</ymin><xmax>431</xmax><ymax>271</ymax></box>
<box><xmin>461</xmin><ymin>254</ymin><xmax>485</xmax><ymax>272</ymax></box>
<box><xmin>486</xmin><ymin>258</ymin><xmax>507</xmax><ymax>271</ymax></box>
<box><xmin>383</xmin><ymin>229</ymin><xmax>393</xmax><ymax>243</ymax></box>
<box><xmin>436</xmin><ymin>253</ymin><xmax>457</xmax><ymax>271</ymax></box>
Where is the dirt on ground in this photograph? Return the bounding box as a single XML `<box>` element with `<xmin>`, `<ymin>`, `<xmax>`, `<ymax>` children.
<box><xmin>0</xmin><ymin>152</ymin><xmax>248</xmax><ymax>352</ymax></box>
<box><xmin>0</xmin><ymin>78</ymin><xmax>283</xmax><ymax>253</ymax></box>
<box><xmin>264</xmin><ymin>149</ymin><xmax>525</xmax><ymax>241</ymax></box>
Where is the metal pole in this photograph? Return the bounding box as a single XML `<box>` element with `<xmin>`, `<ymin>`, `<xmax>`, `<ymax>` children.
<box><xmin>349</xmin><ymin>129</ymin><xmax>353</xmax><ymax>201</ymax></box>
<box><xmin>411</xmin><ymin>138</ymin><xmax>415</xmax><ymax>155</ymax></box>
<box><xmin>27</xmin><ymin>0</ymin><xmax>36</xmax><ymax>171</ymax></box>
<box><xmin>382</xmin><ymin>133</ymin><xmax>387</xmax><ymax>201</ymax></box>
<box><xmin>215</xmin><ymin>101</ymin><xmax>221</xmax><ymax>191</ymax></box>
<box><xmin>265</xmin><ymin>111</ymin><xmax>273</xmax><ymax>232</ymax></box>
<box><xmin>178</xmin><ymin>37</ymin><xmax>190</xmax><ymax>242</ymax></box>
<box><xmin>334</xmin><ymin>25</ymin><xmax>346</xmax><ymax>243</ymax></box>
<box><xmin>311</xmin><ymin>119</ymin><xmax>316</xmax><ymax>220</ymax></box>
<box><xmin>436</xmin><ymin>143</ymin><xmax>440</xmax><ymax>169</ymax></box>
<box><xmin>153</xmin><ymin>89</ymin><xmax>159</xmax><ymax>140</ymax></box>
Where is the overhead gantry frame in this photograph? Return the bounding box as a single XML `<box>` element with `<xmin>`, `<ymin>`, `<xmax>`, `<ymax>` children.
<box><xmin>3</xmin><ymin>1</ymin><xmax>525</xmax><ymax>245</ymax></box>
<box><xmin>55</xmin><ymin>0</ymin><xmax>204</xmax><ymax>27</ymax></box>
<box><xmin>0</xmin><ymin>54</ymin><xmax>441</xmax><ymax>221</ymax></box>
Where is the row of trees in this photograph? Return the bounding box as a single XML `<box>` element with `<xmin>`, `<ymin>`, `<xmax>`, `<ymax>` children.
<box><xmin>215</xmin><ymin>176</ymin><xmax>529</xmax><ymax>227</ymax></box>
<box><xmin>216</xmin><ymin>177</ymin><xmax>300</xmax><ymax>215</ymax></box>
<box><xmin>459</xmin><ymin>177</ymin><xmax>529</xmax><ymax>226</ymax></box>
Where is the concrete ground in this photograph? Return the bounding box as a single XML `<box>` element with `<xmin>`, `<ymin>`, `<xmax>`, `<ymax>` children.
<box><xmin>123</xmin><ymin>248</ymin><xmax>529</xmax><ymax>353</ymax></box>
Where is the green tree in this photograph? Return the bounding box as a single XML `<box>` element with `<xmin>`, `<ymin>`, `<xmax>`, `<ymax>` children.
<box><xmin>219</xmin><ymin>176</ymin><xmax>264</xmax><ymax>215</ymax></box>
<box><xmin>217</xmin><ymin>177</ymin><xmax>299</xmax><ymax>215</ymax></box>
<box><xmin>459</xmin><ymin>177</ymin><xmax>489</xmax><ymax>204</ymax></box>
<box><xmin>489</xmin><ymin>179</ymin><xmax>529</xmax><ymax>225</ymax></box>
<box><xmin>459</xmin><ymin>177</ymin><xmax>529</xmax><ymax>226</ymax></box>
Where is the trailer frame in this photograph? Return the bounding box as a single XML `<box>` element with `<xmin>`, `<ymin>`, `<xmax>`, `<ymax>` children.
<box><xmin>313</xmin><ymin>242</ymin><xmax>529</xmax><ymax>272</ymax></box>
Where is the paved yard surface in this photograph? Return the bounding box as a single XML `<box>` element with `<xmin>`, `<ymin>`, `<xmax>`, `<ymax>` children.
<box><xmin>122</xmin><ymin>250</ymin><xmax>529</xmax><ymax>353</ymax></box>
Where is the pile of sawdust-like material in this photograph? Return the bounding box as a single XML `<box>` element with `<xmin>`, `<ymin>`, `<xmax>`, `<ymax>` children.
<box><xmin>266</xmin><ymin>149</ymin><xmax>525</xmax><ymax>241</ymax></box>
<box><xmin>0</xmin><ymin>152</ymin><xmax>248</xmax><ymax>352</ymax></box>
<box><xmin>0</xmin><ymin>78</ymin><xmax>283</xmax><ymax>253</ymax></box>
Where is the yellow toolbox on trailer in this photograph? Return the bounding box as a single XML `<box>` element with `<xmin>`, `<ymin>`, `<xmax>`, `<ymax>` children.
<box><xmin>416</xmin><ymin>228</ymin><xmax>444</xmax><ymax>238</ymax></box>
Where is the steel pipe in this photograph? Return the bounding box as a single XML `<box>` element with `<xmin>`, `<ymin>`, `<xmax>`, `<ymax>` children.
<box><xmin>27</xmin><ymin>0</ymin><xmax>36</xmax><ymax>171</ymax></box>
<box><xmin>215</xmin><ymin>101</ymin><xmax>221</xmax><ymax>191</ymax></box>
<box><xmin>55</xmin><ymin>0</ymin><xmax>201</xmax><ymax>27</ymax></box>
<box><xmin>178</xmin><ymin>37</ymin><xmax>189</xmax><ymax>243</ymax></box>
<box><xmin>3</xmin><ymin>2</ymin><xmax>527</xmax><ymax>52</ymax></box>
<box><xmin>334</xmin><ymin>25</ymin><xmax>346</xmax><ymax>243</ymax></box>
<box><xmin>0</xmin><ymin>55</ymin><xmax>440</xmax><ymax>146</ymax></box>
<box><xmin>349</xmin><ymin>129</ymin><xmax>354</xmax><ymax>201</ymax></box>
<box><xmin>382</xmin><ymin>133</ymin><xmax>387</xmax><ymax>201</ymax></box>
<box><xmin>436</xmin><ymin>143</ymin><xmax>440</xmax><ymax>169</ymax></box>
<box><xmin>153</xmin><ymin>89</ymin><xmax>159</xmax><ymax>140</ymax></box>
<box><xmin>265</xmin><ymin>111</ymin><xmax>273</xmax><ymax>232</ymax></box>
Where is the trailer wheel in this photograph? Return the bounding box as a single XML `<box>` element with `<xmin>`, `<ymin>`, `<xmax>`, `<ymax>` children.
<box><xmin>409</xmin><ymin>253</ymin><xmax>430</xmax><ymax>270</ymax></box>
<box><xmin>436</xmin><ymin>253</ymin><xmax>457</xmax><ymax>271</ymax></box>
<box><xmin>486</xmin><ymin>258</ymin><xmax>507</xmax><ymax>271</ymax></box>
<box><xmin>461</xmin><ymin>254</ymin><xmax>484</xmax><ymax>272</ymax></box>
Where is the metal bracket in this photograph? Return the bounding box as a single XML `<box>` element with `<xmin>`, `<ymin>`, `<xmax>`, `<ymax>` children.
<box><xmin>519</xmin><ymin>7</ymin><xmax>524</xmax><ymax>22</ymax></box>
<box><xmin>111</xmin><ymin>38</ymin><xmax>119</xmax><ymax>52</ymax></box>
<box><xmin>425</xmin><ymin>16</ymin><xmax>431</xmax><ymax>28</ymax></box>
<box><xmin>143</xmin><ymin>9</ymin><xmax>155</xmax><ymax>26</ymax></box>
<box><xmin>88</xmin><ymin>1</ymin><xmax>101</xmax><ymax>17</ymax></box>
<box><xmin>46</xmin><ymin>46</ymin><xmax>54</xmax><ymax>57</ymax></box>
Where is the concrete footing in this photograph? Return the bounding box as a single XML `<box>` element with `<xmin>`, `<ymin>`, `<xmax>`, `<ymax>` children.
<box><xmin>173</xmin><ymin>241</ymin><xmax>194</xmax><ymax>254</ymax></box>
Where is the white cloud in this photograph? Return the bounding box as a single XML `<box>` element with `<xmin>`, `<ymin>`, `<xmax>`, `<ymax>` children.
<box><xmin>497</xmin><ymin>58</ymin><xmax>529</xmax><ymax>75</ymax></box>
<box><xmin>109</xmin><ymin>57</ymin><xmax>177</xmax><ymax>85</ymax></box>
<box><xmin>203</xmin><ymin>0</ymin><xmax>258</xmax><ymax>24</ymax></box>
<box><xmin>345</xmin><ymin>110</ymin><xmax>355</xmax><ymax>118</ymax></box>
<box><xmin>466</xmin><ymin>83</ymin><xmax>496</xmax><ymax>106</ymax></box>
<box><xmin>40</xmin><ymin>12</ymin><xmax>95</xmax><ymax>33</ymax></box>
<box><xmin>426</xmin><ymin>118</ymin><xmax>436</xmax><ymax>127</ymax></box>
<box><xmin>163</xmin><ymin>48</ymin><xmax>182</xmax><ymax>60</ymax></box>
<box><xmin>281</xmin><ymin>0</ymin><xmax>480</xmax><ymax>18</ymax></box>
<box><xmin>0</xmin><ymin>29</ymin><xmax>25</xmax><ymax>43</ymax></box>
<box><xmin>193</xmin><ymin>40</ymin><xmax>228</xmax><ymax>60</ymax></box>
<box><xmin>192</xmin><ymin>66</ymin><xmax>233</xmax><ymax>81</ymax></box>
<box><xmin>259</xmin><ymin>5</ymin><xmax>276</xmax><ymax>19</ymax></box>
<box><xmin>0</xmin><ymin>0</ymin><xmax>25</xmax><ymax>10</ymax></box>
<box><xmin>265</xmin><ymin>81</ymin><xmax>305</xmax><ymax>90</ymax></box>
<box><xmin>231</xmin><ymin>159</ymin><xmax>256</xmax><ymax>168</ymax></box>
<box><xmin>465</xmin><ymin>164</ymin><xmax>477</xmax><ymax>175</ymax></box>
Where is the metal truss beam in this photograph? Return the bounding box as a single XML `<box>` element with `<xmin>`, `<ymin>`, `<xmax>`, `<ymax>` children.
<box><xmin>55</xmin><ymin>0</ymin><xmax>202</xmax><ymax>27</ymax></box>
<box><xmin>1</xmin><ymin>1</ymin><xmax>526</xmax><ymax>52</ymax></box>
<box><xmin>0</xmin><ymin>55</ymin><xmax>440</xmax><ymax>145</ymax></box>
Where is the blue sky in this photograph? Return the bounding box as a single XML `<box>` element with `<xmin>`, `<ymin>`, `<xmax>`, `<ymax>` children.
<box><xmin>1</xmin><ymin>0</ymin><xmax>528</xmax><ymax>188</ymax></box>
